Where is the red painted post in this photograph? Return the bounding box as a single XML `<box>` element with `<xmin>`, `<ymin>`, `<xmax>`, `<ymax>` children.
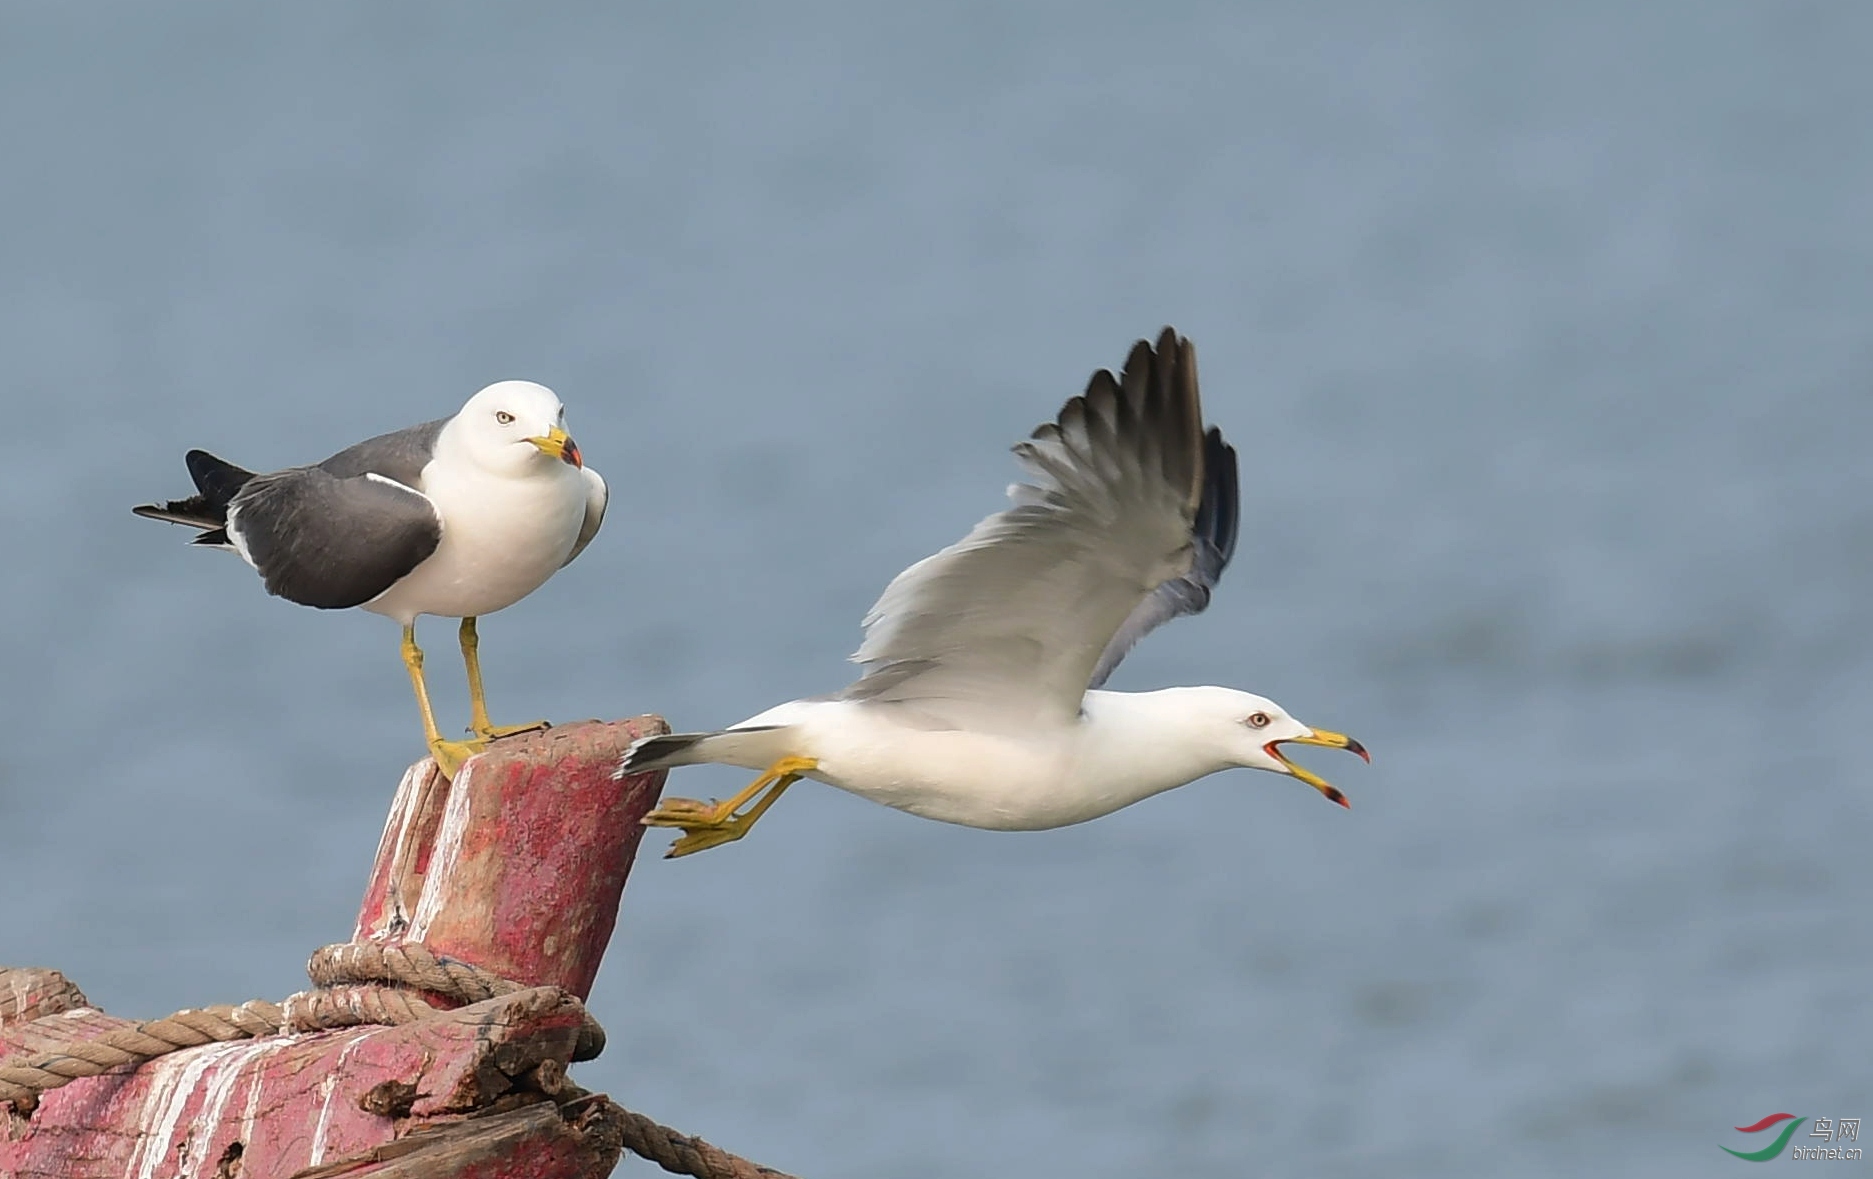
<box><xmin>354</xmin><ymin>717</ymin><xmax>667</xmax><ymax>999</ymax></box>
<box><xmin>0</xmin><ymin>717</ymin><xmax>667</xmax><ymax>1179</ymax></box>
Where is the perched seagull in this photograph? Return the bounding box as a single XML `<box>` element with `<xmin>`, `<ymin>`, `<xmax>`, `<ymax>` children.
<box><xmin>134</xmin><ymin>381</ymin><xmax>607</xmax><ymax>777</ymax></box>
<box><xmin>623</xmin><ymin>328</ymin><xmax>1366</xmax><ymax>857</ymax></box>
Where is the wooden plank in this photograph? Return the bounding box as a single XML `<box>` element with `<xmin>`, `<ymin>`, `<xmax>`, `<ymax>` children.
<box><xmin>0</xmin><ymin>972</ymin><xmax>88</xmax><ymax>1031</ymax></box>
<box><xmin>0</xmin><ymin>989</ymin><xmax>590</xmax><ymax>1178</ymax></box>
<box><xmin>288</xmin><ymin>1101</ymin><xmax>623</xmax><ymax>1179</ymax></box>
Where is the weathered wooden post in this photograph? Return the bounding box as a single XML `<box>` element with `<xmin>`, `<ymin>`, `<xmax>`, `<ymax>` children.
<box><xmin>354</xmin><ymin>717</ymin><xmax>662</xmax><ymax>999</ymax></box>
<box><xmin>0</xmin><ymin>716</ymin><xmax>667</xmax><ymax>1179</ymax></box>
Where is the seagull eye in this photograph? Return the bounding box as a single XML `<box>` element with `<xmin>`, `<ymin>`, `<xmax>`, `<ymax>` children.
<box><xmin>495</xmin><ymin>411</ymin><xmax>515</xmax><ymax>425</ymax></box>
<box><xmin>1246</xmin><ymin>712</ymin><xmax>1271</xmax><ymax>729</ymax></box>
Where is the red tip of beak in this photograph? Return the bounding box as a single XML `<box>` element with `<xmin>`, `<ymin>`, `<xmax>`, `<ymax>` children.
<box><xmin>1346</xmin><ymin>737</ymin><xmax>1371</xmax><ymax>764</ymax></box>
<box><xmin>1324</xmin><ymin>786</ymin><xmax>1351</xmax><ymax>809</ymax></box>
<box><xmin>562</xmin><ymin>438</ymin><xmax>583</xmax><ymax>468</ymax></box>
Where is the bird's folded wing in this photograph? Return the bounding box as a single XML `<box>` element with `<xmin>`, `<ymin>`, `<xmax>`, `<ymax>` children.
<box><xmin>565</xmin><ymin>467</ymin><xmax>608</xmax><ymax>566</ymax></box>
<box><xmin>316</xmin><ymin>418</ymin><xmax>448</xmax><ymax>485</ymax></box>
<box><xmin>845</xmin><ymin>328</ymin><xmax>1233</xmax><ymax>730</ymax></box>
<box><xmin>228</xmin><ymin>468</ymin><xmax>443</xmax><ymax>610</ymax></box>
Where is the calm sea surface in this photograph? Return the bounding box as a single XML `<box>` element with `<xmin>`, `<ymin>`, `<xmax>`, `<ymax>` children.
<box><xmin>2</xmin><ymin>5</ymin><xmax>1868</xmax><ymax>1176</ymax></box>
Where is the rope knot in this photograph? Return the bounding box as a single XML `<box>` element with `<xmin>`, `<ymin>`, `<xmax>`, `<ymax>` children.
<box><xmin>301</xmin><ymin>941</ymin><xmax>605</xmax><ymax>1059</ymax></box>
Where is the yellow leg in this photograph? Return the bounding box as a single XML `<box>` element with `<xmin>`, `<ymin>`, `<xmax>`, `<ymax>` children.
<box><xmin>403</xmin><ymin>624</ymin><xmax>486</xmax><ymax>779</ymax></box>
<box><xmin>459</xmin><ymin>617</ymin><xmax>548</xmax><ymax>741</ymax></box>
<box><xmin>642</xmin><ymin>755</ymin><xmax>817</xmax><ymax>858</ymax></box>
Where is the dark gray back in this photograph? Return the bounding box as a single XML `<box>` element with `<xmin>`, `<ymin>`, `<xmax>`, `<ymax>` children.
<box><xmin>318</xmin><ymin>418</ymin><xmax>448</xmax><ymax>487</ymax></box>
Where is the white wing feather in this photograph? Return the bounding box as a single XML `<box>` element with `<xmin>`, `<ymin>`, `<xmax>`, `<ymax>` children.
<box><xmin>844</xmin><ymin>329</ymin><xmax>1221</xmax><ymax>731</ymax></box>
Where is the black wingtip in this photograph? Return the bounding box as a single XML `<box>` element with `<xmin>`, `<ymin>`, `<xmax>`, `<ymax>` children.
<box><xmin>134</xmin><ymin>451</ymin><xmax>258</xmax><ymax>531</ymax></box>
<box><xmin>184</xmin><ymin>450</ymin><xmax>258</xmax><ymax>503</ymax></box>
<box><xmin>1201</xmin><ymin>427</ymin><xmax>1240</xmax><ymax>569</ymax></box>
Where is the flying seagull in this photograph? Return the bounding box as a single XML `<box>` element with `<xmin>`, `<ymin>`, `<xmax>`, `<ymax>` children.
<box><xmin>621</xmin><ymin>328</ymin><xmax>1366</xmax><ymax>857</ymax></box>
<box><xmin>134</xmin><ymin>380</ymin><xmax>607</xmax><ymax>777</ymax></box>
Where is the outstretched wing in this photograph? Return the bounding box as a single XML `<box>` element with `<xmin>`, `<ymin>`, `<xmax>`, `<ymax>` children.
<box><xmin>843</xmin><ymin>327</ymin><xmax>1236</xmax><ymax>730</ymax></box>
<box><xmin>1087</xmin><ymin>426</ymin><xmax>1238</xmax><ymax>687</ymax></box>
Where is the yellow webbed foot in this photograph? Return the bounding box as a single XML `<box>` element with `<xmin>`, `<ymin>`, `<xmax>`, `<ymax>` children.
<box><xmin>641</xmin><ymin>756</ymin><xmax>816</xmax><ymax>858</ymax></box>
<box><xmin>642</xmin><ymin>796</ymin><xmax>721</xmax><ymax>823</ymax></box>
<box><xmin>473</xmin><ymin>719</ymin><xmax>550</xmax><ymax>742</ymax></box>
<box><xmin>662</xmin><ymin>815</ymin><xmax>763</xmax><ymax>858</ymax></box>
<box><xmin>428</xmin><ymin>736</ymin><xmax>490</xmax><ymax>780</ymax></box>
<box><xmin>643</xmin><ymin>794</ymin><xmax>768</xmax><ymax>858</ymax></box>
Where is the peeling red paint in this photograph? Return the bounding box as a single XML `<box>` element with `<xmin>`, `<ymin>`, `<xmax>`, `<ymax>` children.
<box><xmin>0</xmin><ymin>717</ymin><xmax>666</xmax><ymax>1179</ymax></box>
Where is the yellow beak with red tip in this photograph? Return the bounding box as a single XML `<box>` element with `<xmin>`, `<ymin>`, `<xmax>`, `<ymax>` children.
<box><xmin>1265</xmin><ymin>728</ymin><xmax>1370</xmax><ymax>809</ymax></box>
<box><xmin>526</xmin><ymin>425</ymin><xmax>583</xmax><ymax>468</ymax></box>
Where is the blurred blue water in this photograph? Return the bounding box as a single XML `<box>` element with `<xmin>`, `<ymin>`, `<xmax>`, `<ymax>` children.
<box><xmin>1</xmin><ymin>4</ymin><xmax>1868</xmax><ymax>1176</ymax></box>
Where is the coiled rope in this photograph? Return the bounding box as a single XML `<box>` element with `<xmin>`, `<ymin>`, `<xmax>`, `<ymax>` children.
<box><xmin>0</xmin><ymin>951</ymin><xmax>793</xmax><ymax>1179</ymax></box>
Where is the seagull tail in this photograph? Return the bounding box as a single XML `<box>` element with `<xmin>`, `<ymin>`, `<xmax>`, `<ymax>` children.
<box><xmin>617</xmin><ymin>725</ymin><xmax>796</xmax><ymax>776</ymax></box>
<box><xmin>131</xmin><ymin>450</ymin><xmax>259</xmax><ymax>534</ymax></box>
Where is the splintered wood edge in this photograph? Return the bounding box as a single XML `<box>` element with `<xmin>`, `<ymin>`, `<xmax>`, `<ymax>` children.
<box><xmin>286</xmin><ymin>1100</ymin><xmax>625</xmax><ymax>1179</ymax></box>
<box><xmin>393</xmin><ymin>987</ymin><xmax>589</xmax><ymax>1116</ymax></box>
<box><xmin>0</xmin><ymin>968</ymin><xmax>92</xmax><ymax>1030</ymax></box>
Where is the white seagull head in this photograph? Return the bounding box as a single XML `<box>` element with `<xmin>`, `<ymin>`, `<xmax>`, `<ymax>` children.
<box><xmin>1179</xmin><ymin>686</ymin><xmax>1369</xmax><ymax>808</ymax></box>
<box><xmin>454</xmin><ymin>380</ymin><xmax>583</xmax><ymax>475</ymax></box>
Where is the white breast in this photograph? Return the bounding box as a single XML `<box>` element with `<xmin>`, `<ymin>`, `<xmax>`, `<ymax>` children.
<box><xmin>363</xmin><ymin>457</ymin><xmax>587</xmax><ymax>623</ymax></box>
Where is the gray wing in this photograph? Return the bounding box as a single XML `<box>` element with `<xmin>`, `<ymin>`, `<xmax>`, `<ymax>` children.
<box><xmin>317</xmin><ymin>419</ymin><xmax>448</xmax><ymax>486</ymax></box>
<box><xmin>564</xmin><ymin>466</ymin><xmax>608</xmax><ymax>566</ymax></box>
<box><xmin>843</xmin><ymin>328</ymin><xmax>1229</xmax><ymax>730</ymax></box>
<box><xmin>227</xmin><ymin>468</ymin><xmax>442</xmax><ymax>610</ymax></box>
<box><xmin>1087</xmin><ymin>426</ymin><xmax>1238</xmax><ymax>688</ymax></box>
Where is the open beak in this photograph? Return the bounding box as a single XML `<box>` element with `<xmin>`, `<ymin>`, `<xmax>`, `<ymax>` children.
<box><xmin>1264</xmin><ymin>728</ymin><xmax>1369</xmax><ymax>809</ymax></box>
<box><xmin>526</xmin><ymin>425</ymin><xmax>583</xmax><ymax>468</ymax></box>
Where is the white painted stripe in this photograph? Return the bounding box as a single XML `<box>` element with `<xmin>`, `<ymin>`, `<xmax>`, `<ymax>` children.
<box><xmin>5</xmin><ymin>972</ymin><xmax>27</xmax><ymax>1025</ymax></box>
<box><xmin>408</xmin><ymin>761</ymin><xmax>477</xmax><ymax>940</ymax></box>
<box><xmin>356</xmin><ymin>762</ymin><xmax>430</xmax><ymax>940</ymax></box>
<box><xmin>236</xmin><ymin>1035</ymin><xmax>301</xmax><ymax>1154</ymax></box>
<box><xmin>127</xmin><ymin>1040</ymin><xmax>256</xmax><ymax>1179</ymax></box>
<box><xmin>178</xmin><ymin>1038</ymin><xmax>294</xmax><ymax>1179</ymax></box>
<box><xmin>305</xmin><ymin>1029</ymin><xmax>388</xmax><ymax>1166</ymax></box>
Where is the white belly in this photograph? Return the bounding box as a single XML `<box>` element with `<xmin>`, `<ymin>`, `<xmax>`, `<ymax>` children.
<box><xmin>364</xmin><ymin>461</ymin><xmax>586</xmax><ymax>623</ymax></box>
<box><xmin>729</xmin><ymin>692</ymin><xmax>1227</xmax><ymax>832</ymax></box>
<box><xmin>764</xmin><ymin>700</ymin><xmax>1107</xmax><ymax>831</ymax></box>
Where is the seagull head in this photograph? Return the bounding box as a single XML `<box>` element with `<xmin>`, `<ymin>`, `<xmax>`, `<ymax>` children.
<box><xmin>1198</xmin><ymin>688</ymin><xmax>1369</xmax><ymax>808</ymax></box>
<box><xmin>456</xmin><ymin>380</ymin><xmax>584</xmax><ymax>474</ymax></box>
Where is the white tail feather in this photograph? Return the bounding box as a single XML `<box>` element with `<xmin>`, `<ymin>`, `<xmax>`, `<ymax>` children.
<box><xmin>615</xmin><ymin>725</ymin><xmax>799</xmax><ymax>778</ymax></box>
